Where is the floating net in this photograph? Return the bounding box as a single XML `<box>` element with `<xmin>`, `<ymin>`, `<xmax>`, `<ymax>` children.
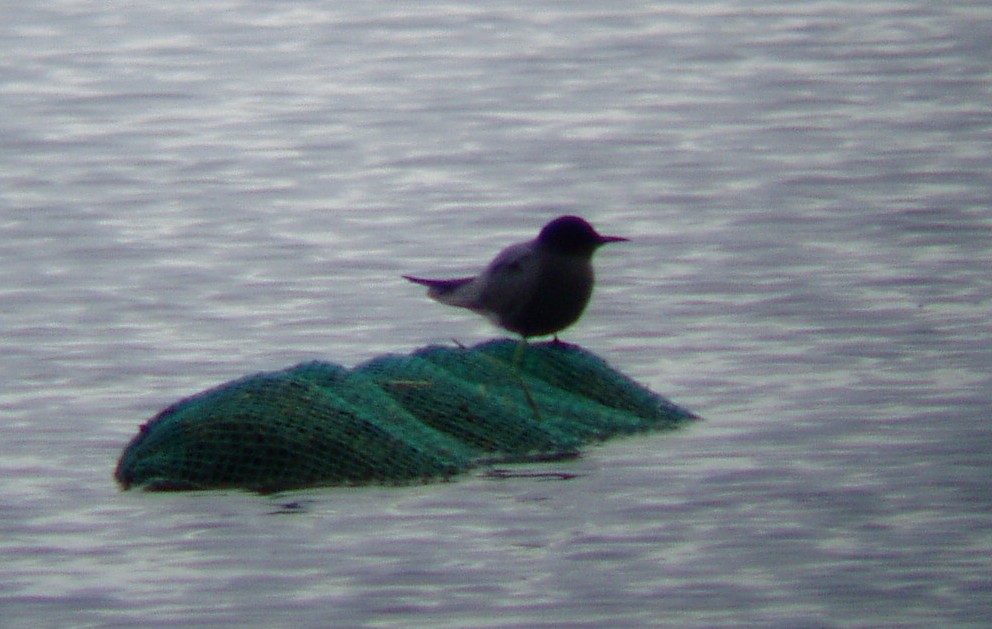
<box><xmin>114</xmin><ymin>340</ymin><xmax>698</xmax><ymax>492</ymax></box>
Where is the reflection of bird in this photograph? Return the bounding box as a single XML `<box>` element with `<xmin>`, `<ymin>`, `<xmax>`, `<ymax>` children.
<box><xmin>404</xmin><ymin>215</ymin><xmax>628</xmax><ymax>339</ymax></box>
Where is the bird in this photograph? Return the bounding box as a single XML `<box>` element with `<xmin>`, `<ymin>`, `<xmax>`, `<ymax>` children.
<box><xmin>403</xmin><ymin>215</ymin><xmax>628</xmax><ymax>339</ymax></box>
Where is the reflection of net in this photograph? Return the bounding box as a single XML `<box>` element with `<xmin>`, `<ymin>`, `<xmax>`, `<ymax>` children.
<box><xmin>114</xmin><ymin>340</ymin><xmax>698</xmax><ymax>492</ymax></box>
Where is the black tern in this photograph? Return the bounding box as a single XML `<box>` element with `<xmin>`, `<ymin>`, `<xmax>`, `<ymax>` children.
<box><xmin>404</xmin><ymin>215</ymin><xmax>628</xmax><ymax>339</ymax></box>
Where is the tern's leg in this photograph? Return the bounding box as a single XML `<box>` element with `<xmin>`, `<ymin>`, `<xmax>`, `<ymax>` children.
<box><xmin>512</xmin><ymin>338</ymin><xmax>542</xmax><ymax>421</ymax></box>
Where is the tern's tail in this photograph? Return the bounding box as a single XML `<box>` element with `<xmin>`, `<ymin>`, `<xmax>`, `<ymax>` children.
<box><xmin>403</xmin><ymin>275</ymin><xmax>477</xmax><ymax>307</ymax></box>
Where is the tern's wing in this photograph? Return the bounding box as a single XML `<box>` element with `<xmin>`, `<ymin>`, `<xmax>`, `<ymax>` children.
<box><xmin>475</xmin><ymin>241</ymin><xmax>541</xmax><ymax>312</ymax></box>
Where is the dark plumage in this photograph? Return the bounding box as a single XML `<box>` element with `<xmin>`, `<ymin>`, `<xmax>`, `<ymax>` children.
<box><xmin>404</xmin><ymin>215</ymin><xmax>627</xmax><ymax>338</ymax></box>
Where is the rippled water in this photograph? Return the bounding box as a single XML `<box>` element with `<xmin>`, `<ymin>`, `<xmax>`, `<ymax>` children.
<box><xmin>2</xmin><ymin>2</ymin><xmax>991</xmax><ymax>627</ymax></box>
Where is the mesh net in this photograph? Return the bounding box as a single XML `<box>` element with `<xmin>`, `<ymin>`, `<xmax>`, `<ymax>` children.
<box><xmin>115</xmin><ymin>340</ymin><xmax>698</xmax><ymax>492</ymax></box>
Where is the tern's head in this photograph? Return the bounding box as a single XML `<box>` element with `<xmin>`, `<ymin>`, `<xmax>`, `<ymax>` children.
<box><xmin>537</xmin><ymin>215</ymin><xmax>628</xmax><ymax>257</ymax></box>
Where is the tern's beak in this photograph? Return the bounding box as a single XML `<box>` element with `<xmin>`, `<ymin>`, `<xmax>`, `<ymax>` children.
<box><xmin>598</xmin><ymin>235</ymin><xmax>629</xmax><ymax>244</ymax></box>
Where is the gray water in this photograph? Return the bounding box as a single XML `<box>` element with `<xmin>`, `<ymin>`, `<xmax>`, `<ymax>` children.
<box><xmin>2</xmin><ymin>1</ymin><xmax>991</xmax><ymax>627</ymax></box>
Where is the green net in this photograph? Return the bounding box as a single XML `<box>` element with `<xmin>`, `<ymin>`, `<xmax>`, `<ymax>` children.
<box><xmin>115</xmin><ymin>340</ymin><xmax>698</xmax><ymax>492</ymax></box>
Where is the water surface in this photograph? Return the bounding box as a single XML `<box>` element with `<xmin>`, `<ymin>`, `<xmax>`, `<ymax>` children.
<box><xmin>2</xmin><ymin>1</ymin><xmax>990</xmax><ymax>627</ymax></box>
